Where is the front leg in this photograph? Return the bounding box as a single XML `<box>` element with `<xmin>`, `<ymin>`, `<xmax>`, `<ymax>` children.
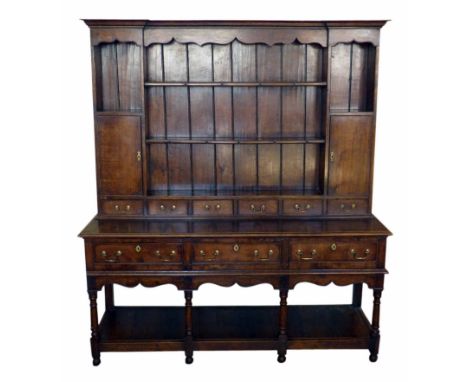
<box><xmin>369</xmin><ymin>288</ymin><xmax>383</xmax><ymax>362</ymax></box>
<box><xmin>88</xmin><ymin>290</ymin><xmax>101</xmax><ymax>366</ymax></box>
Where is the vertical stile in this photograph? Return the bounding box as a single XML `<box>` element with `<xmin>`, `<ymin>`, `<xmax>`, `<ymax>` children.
<box><xmin>323</xmin><ymin>27</ymin><xmax>332</xmax><ymax>211</ymax></box>
<box><xmin>347</xmin><ymin>43</ymin><xmax>354</xmax><ymax>112</ymax></box>
<box><xmin>161</xmin><ymin>44</ymin><xmax>170</xmax><ymax>194</ymax></box>
<box><xmin>255</xmin><ymin>44</ymin><xmax>259</xmax><ymax>191</ymax></box>
<box><xmin>140</xmin><ymin>29</ymin><xmax>148</xmax><ymax>207</ymax></box>
<box><xmin>186</xmin><ymin>44</ymin><xmax>194</xmax><ymax>194</ymax></box>
<box><xmin>211</xmin><ymin>44</ymin><xmax>218</xmax><ymax>194</ymax></box>
<box><xmin>230</xmin><ymin>42</ymin><xmax>236</xmax><ymax>192</ymax></box>
<box><xmin>303</xmin><ymin>44</ymin><xmax>308</xmax><ymax>193</ymax></box>
<box><xmin>279</xmin><ymin>45</ymin><xmax>283</xmax><ymax>191</ymax></box>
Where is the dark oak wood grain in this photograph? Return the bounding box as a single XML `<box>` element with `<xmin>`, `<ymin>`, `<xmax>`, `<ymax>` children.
<box><xmin>81</xmin><ymin>19</ymin><xmax>390</xmax><ymax>365</ymax></box>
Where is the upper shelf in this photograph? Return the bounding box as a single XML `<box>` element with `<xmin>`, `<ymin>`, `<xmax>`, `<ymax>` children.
<box><xmin>145</xmin><ymin>82</ymin><xmax>327</xmax><ymax>87</ymax></box>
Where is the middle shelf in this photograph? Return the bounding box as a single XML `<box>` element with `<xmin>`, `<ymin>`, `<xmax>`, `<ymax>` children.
<box><xmin>146</xmin><ymin>137</ymin><xmax>325</xmax><ymax>144</ymax></box>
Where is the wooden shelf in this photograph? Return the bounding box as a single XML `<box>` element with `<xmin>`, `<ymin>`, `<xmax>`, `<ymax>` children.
<box><xmin>147</xmin><ymin>188</ymin><xmax>323</xmax><ymax>197</ymax></box>
<box><xmin>145</xmin><ymin>81</ymin><xmax>327</xmax><ymax>87</ymax></box>
<box><xmin>98</xmin><ymin>305</ymin><xmax>371</xmax><ymax>351</ymax></box>
<box><xmin>146</xmin><ymin>137</ymin><xmax>325</xmax><ymax>144</ymax></box>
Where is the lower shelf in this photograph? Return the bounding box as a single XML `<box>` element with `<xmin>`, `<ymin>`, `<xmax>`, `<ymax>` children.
<box><xmin>99</xmin><ymin>305</ymin><xmax>371</xmax><ymax>351</ymax></box>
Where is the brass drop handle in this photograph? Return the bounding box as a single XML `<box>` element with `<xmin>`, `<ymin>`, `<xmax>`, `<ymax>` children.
<box><xmin>215</xmin><ymin>204</ymin><xmax>221</xmax><ymax>210</ymax></box>
<box><xmin>199</xmin><ymin>249</ymin><xmax>220</xmax><ymax>261</ymax></box>
<box><xmin>155</xmin><ymin>249</ymin><xmax>177</xmax><ymax>262</ymax></box>
<box><xmin>204</xmin><ymin>204</ymin><xmax>210</xmax><ymax>210</ymax></box>
<box><xmin>330</xmin><ymin>243</ymin><xmax>337</xmax><ymax>251</ymax></box>
<box><xmin>294</xmin><ymin>203</ymin><xmax>312</xmax><ymax>212</ymax></box>
<box><xmin>352</xmin><ymin>248</ymin><xmax>370</xmax><ymax>260</ymax></box>
<box><xmin>171</xmin><ymin>205</ymin><xmax>177</xmax><ymax>211</ymax></box>
<box><xmin>250</xmin><ymin>204</ymin><xmax>266</xmax><ymax>212</ymax></box>
<box><xmin>254</xmin><ymin>249</ymin><xmax>273</xmax><ymax>261</ymax></box>
<box><xmin>101</xmin><ymin>249</ymin><xmax>121</xmax><ymax>263</ymax></box>
<box><xmin>114</xmin><ymin>204</ymin><xmax>120</xmax><ymax>211</ymax></box>
<box><xmin>330</xmin><ymin>151</ymin><xmax>335</xmax><ymax>162</ymax></box>
<box><xmin>136</xmin><ymin>151</ymin><xmax>142</xmax><ymax>161</ymax></box>
<box><xmin>135</xmin><ymin>245</ymin><xmax>142</xmax><ymax>253</ymax></box>
<box><xmin>160</xmin><ymin>205</ymin><xmax>165</xmax><ymax>210</ymax></box>
<box><xmin>126</xmin><ymin>204</ymin><xmax>131</xmax><ymax>211</ymax></box>
<box><xmin>296</xmin><ymin>248</ymin><xmax>317</xmax><ymax>260</ymax></box>
<box><xmin>233</xmin><ymin>244</ymin><xmax>240</xmax><ymax>252</ymax></box>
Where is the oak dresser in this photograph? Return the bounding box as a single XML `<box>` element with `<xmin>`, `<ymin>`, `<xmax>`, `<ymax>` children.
<box><xmin>79</xmin><ymin>19</ymin><xmax>391</xmax><ymax>365</ymax></box>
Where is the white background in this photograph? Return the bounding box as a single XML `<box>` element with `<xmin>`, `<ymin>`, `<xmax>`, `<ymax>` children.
<box><xmin>0</xmin><ymin>0</ymin><xmax>467</xmax><ymax>380</ymax></box>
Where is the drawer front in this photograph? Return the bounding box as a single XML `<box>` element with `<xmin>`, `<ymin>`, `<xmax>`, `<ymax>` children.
<box><xmin>283</xmin><ymin>199</ymin><xmax>322</xmax><ymax>216</ymax></box>
<box><xmin>101</xmin><ymin>200</ymin><xmax>144</xmax><ymax>215</ymax></box>
<box><xmin>148</xmin><ymin>200</ymin><xmax>188</xmax><ymax>216</ymax></box>
<box><xmin>193</xmin><ymin>242</ymin><xmax>281</xmax><ymax>266</ymax></box>
<box><xmin>238</xmin><ymin>199</ymin><xmax>278</xmax><ymax>216</ymax></box>
<box><xmin>193</xmin><ymin>200</ymin><xmax>233</xmax><ymax>216</ymax></box>
<box><xmin>327</xmin><ymin>200</ymin><xmax>369</xmax><ymax>215</ymax></box>
<box><xmin>290</xmin><ymin>239</ymin><xmax>378</xmax><ymax>269</ymax></box>
<box><xmin>94</xmin><ymin>242</ymin><xmax>183</xmax><ymax>268</ymax></box>
<box><xmin>95</xmin><ymin>243</ymin><xmax>140</xmax><ymax>264</ymax></box>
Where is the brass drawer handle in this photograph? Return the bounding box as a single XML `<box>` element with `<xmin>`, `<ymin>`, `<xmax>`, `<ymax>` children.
<box><xmin>250</xmin><ymin>204</ymin><xmax>266</xmax><ymax>213</ymax></box>
<box><xmin>171</xmin><ymin>205</ymin><xmax>177</xmax><ymax>211</ymax></box>
<box><xmin>204</xmin><ymin>204</ymin><xmax>210</xmax><ymax>210</ymax></box>
<box><xmin>155</xmin><ymin>249</ymin><xmax>177</xmax><ymax>262</ymax></box>
<box><xmin>114</xmin><ymin>204</ymin><xmax>120</xmax><ymax>211</ymax></box>
<box><xmin>233</xmin><ymin>244</ymin><xmax>240</xmax><ymax>252</ymax></box>
<box><xmin>215</xmin><ymin>204</ymin><xmax>221</xmax><ymax>210</ymax></box>
<box><xmin>135</xmin><ymin>245</ymin><xmax>142</xmax><ymax>253</ymax></box>
<box><xmin>160</xmin><ymin>204</ymin><xmax>177</xmax><ymax>212</ymax></box>
<box><xmin>330</xmin><ymin>151</ymin><xmax>335</xmax><ymax>162</ymax></box>
<box><xmin>296</xmin><ymin>248</ymin><xmax>317</xmax><ymax>260</ymax></box>
<box><xmin>340</xmin><ymin>202</ymin><xmax>357</xmax><ymax>210</ymax></box>
<box><xmin>126</xmin><ymin>204</ymin><xmax>131</xmax><ymax>211</ymax></box>
<box><xmin>293</xmin><ymin>203</ymin><xmax>312</xmax><ymax>212</ymax></box>
<box><xmin>330</xmin><ymin>243</ymin><xmax>337</xmax><ymax>251</ymax></box>
<box><xmin>100</xmin><ymin>249</ymin><xmax>121</xmax><ymax>263</ymax></box>
<box><xmin>136</xmin><ymin>151</ymin><xmax>141</xmax><ymax>161</ymax></box>
<box><xmin>254</xmin><ymin>249</ymin><xmax>273</xmax><ymax>261</ymax></box>
<box><xmin>199</xmin><ymin>249</ymin><xmax>220</xmax><ymax>261</ymax></box>
<box><xmin>352</xmin><ymin>248</ymin><xmax>370</xmax><ymax>260</ymax></box>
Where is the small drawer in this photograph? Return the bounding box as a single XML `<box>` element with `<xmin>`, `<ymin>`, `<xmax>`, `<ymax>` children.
<box><xmin>290</xmin><ymin>239</ymin><xmax>378</xmax><ymax>269</ymax></box>
<box><xmin>148</xmin><ymin>200</ymin><xmax>188</xmax><ymax>216</ymax></box>
<box><xmin>193</xmin><ymin>242</ymin><xmax>281</xmax><ymax>264</ymax></box>
<box><xmin>101</xmin><ymin>200</ymin><xmax>144</xmax><ymax>215</ymax></box>
<box><xmin>95</xmin><ymin>244</ymin><xmax>139</xmax><ymax>264</ymax></box>
<box><xmin>328</xmin><ymin>200</ymin><xmax>368</xmax><ymax>215</ymax></box>
<box><xmin>238</xmin><ymin>199</ymin><xmax>278</xmax><ymax>216</ymax></box>
<box><xmin>193</xmin><ymin>200</ymin><xmax>233</xmax><ymax>216</ymax></box>
<box><xmin>283</xmin><ymin>199</ymin><xmax>322</xmax><ymax>216</ymax></box>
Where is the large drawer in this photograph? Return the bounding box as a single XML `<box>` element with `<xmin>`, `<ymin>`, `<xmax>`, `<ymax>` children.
<box><xmin>289</xmin><ymin>238</ymin><xmax>378</xmax><ymax>269</ymax></box>
<box><xmin>94</xmin><ymin>242</ymin><xmax>183</xmax><ymax>269</ymax></box>
<box><xmin>192</xmin><ymin>241</ymin><xmax>281</xmax><ymax>269</ymax></box>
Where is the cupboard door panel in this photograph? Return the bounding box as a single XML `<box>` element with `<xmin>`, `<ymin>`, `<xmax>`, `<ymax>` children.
<box><xmin>328</xmin><ymin>115</ymin><xmax>372</xmax><ymax>196</ymax></box>
<box><xmin>97</xmin><ymin>116</ymin><xmax>142</xmax><ymax>195</ymax></box>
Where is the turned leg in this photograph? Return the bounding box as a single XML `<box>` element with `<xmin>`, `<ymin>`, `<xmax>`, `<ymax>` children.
<box><xmin>277</xmin><ymin>288</ymin><xmax>288</xmax><ymax>363</ymax></box>
<box><xmin>184</xmin><ymin>290</ymin><xmax>194</xmax><ymax>364</ymax></box>
<box><xmin>105</xmin><ymin>284</ymin><xmax>114</xmax><ymax>311</ymax></box>
<box><xmin>352</xmin><ymin>283</ymin><xmax>363</xmax><ymax>307</ymax></box>
<box><xmin>369</xmin><ymin>288</ymin><xmax>383</xmax><ymax>362</ymax></box>
<box><xmin>88</xmin><ymin>290</ymin><xmax>101</xmax><ymax>366</ymax></box>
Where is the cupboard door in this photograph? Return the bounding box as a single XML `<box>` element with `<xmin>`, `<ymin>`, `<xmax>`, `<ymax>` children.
<box><xmin>97</xmin><ymin>116</ymin><xmax>142</xmax><ymax>195</ymax></box>
<box><xmin>328</xmin><ymin>115</ymin><xmax>372</xmax><ymax>196</ymax></box>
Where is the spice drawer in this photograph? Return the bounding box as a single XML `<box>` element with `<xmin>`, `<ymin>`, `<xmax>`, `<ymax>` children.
<box><xmin>238</xmin><ymin>200</ymin><xmax>278</xmax><ymax>216</ymax></box>
<box><xmin>283</xmin><ymin>199</ymin><xmax>322</xmax><ymax>216</ymax></box>
<box><xmin>101</xmin><ymin>200</ymin><xmax>144</xmax><ymax>215</ymax></box>
<box><xmin>148</xmin><ymin>200</ymin><xmax>188</xmax><ymax>216</ymax></box>
<box><xmin>193</xmin><ymin>200</ymin><xmax>233</xmax><ymax>216</ymax></box>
